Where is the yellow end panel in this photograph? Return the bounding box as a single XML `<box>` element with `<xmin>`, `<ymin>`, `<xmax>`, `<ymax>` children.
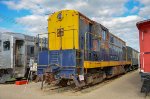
<box><xmin>84</xmin><ymin>61</ymin><xmax>131</xmax><ymax>68</ymax></box>
<box><xmin>48</xmin><ymin>10</ymin><xmax>79</xmax><ymax>50</ymax></box>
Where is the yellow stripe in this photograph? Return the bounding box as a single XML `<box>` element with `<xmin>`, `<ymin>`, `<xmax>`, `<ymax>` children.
<box><xmin>84</xmin><ymin>61</ymin><xmax>131</xmax><ymax>68</ymax></box>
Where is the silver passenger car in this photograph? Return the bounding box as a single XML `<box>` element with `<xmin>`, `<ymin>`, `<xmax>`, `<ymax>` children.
<box><xmin>0</xmin><ymin>32</ymin><xmax>35</xmax><ymax>83</ymax></box>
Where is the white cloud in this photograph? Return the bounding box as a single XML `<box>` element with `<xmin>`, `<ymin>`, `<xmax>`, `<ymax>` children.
<box><xmin>3</xmin><ymin>0</ymin><xmax>46</xmax><ymax>15</ymax></box>
<box><xmin>0</xmin><ymin>27</ymin><xmax>11</xmax><ymax>33</ymax></box>
<box><xmin>139</xmin><ymin>0</ymin><xmax>150</xmax><ymax>17</ymax></box>
<box><xmin>3</xmin><ymin>0</ymin><xmax>127</xmax><ymax>16</ymax></box>
<box><xmin>15</xmin><ymin>15</ymin><xmax>48</xmax><ymax>33</ymax></box>
<box><xmin>92</xmin><ymin>15</ymin><xmax>143</xmax><ymax>50</ymax></box>
<box><xmin>2</xmin><ymin>0</ymin><xmax>144</xmax><ymax>50</ymax></box>
<box><xmin>131</xmin><ymin>6</ymin><xmax>139</xmax><ymax>13</ymax></box>
<box><xmin>4</xmin><ymin>0</ymin><xmax>127</xmax><ymax>33</ymax></box>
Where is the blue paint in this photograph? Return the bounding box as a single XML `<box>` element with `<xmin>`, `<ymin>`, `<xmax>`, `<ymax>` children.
<box><xmin>37</xmin><ymin>50</ymin><xmax>78</xmax><ymax>78</ymax></box>
<box><xmin>38</xmin><ymin>51</ymin><xmax>49</xmax><ymax>65</ymax></box>
<box><xmin>37</xmin><ymin>66</ymin><xmax>48</xmax><ymax>75</ymax></box>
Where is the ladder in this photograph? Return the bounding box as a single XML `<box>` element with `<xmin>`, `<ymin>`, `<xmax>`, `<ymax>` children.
<box><xmin>50</xmin><ymin>51</ymin><xmax>60</xmax><ymax>66</ymax></box>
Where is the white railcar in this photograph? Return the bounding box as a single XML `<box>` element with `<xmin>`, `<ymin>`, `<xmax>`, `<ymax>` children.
<box><xmin>0</xmin><ymin>32</ymin><xmax>35</xmax><ymax>83</ymax></box>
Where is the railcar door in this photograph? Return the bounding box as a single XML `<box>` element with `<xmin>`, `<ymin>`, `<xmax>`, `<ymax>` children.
<box><xmin>141</xmin><ymin>29</ymin><xmax>150</xmax><ymax>72</ymax></box>
<box><xmin>14</xmin><ymin>39</ymin><xmax>26</xmax><ymax>77</ymax></box>
<box><xmin>1</xmin><ymin>35</ymin><xmax>12</xmax><ymax>69</ymax></box>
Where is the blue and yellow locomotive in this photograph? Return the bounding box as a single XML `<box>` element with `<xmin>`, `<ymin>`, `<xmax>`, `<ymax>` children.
<box><xmin>37</xmin><ymin>10</ymin><xmax>138</xmax><ymax>87</ymax></box>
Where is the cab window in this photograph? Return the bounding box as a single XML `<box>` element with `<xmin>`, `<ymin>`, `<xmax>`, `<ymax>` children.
<box><xmin>102</xmin><ymin>29</ymin><xmax>106</xmax><ymax>40</ymax></box>
<box><xmin>110</xmin><ymin>36</ymin><xmax>114</xmax><ymax>43</ymax></box>
<box><xmin>3</xmin><ymin>41</ymin><xmax>10</xmax><ymax>51</ymax></box>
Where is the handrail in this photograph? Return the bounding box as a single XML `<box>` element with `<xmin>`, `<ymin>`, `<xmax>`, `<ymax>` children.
<box><xmin>37</xmin><ymin>28</ymin><xmax>77</xmax><ymax>69</ymax></box>
<box><xmin>84</xmin><ymin>32</ymin><xmax>100</xmax><ymax>67</ymax></box>
<box><xmin>37</xmin><ymin>33</ymin><xmax>49</xmax><ymax>67</ymax></box>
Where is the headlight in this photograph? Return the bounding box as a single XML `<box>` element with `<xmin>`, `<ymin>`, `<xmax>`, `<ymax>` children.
<box><xmin>57</xmin><ymin>12</ymin><xmax>63</xmax><ymax>20</ymax></box>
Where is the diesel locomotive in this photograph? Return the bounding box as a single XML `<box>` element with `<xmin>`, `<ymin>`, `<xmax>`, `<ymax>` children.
<box><xmin>37</xmin><ymin>10</ymin><xmax>139</xmax><ymax>88</ymax></box>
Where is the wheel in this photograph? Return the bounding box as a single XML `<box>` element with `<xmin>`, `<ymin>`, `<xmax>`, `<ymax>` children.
<box><xmin>0</xmin><ymin>74</ymin><xmax>11</xmax><ymax>84</ymax></box>
<box><xmin>58</xmin><ymin>79</ymin><xmax>68</xmax><ymax>87</ymax></box>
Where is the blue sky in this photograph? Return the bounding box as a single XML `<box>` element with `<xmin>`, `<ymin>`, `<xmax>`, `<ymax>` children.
<box><xmin>0</xmin><ymin>0</ymin><xmax>142</xmax><ymax>33</ymax></box>
<box><xmin>124</xmin><ymin>0</ymin><xmax>141</xmax><ymax>16</ymax></box>
<box><xmin>0</xmin><ymin>0</ymin><xmax>149</xmax><ymax>50</ymax></box>
<box><xmin>0</xmin><ymin>2</ymin><xmax>31</xmax><ymax>33</ymax></box>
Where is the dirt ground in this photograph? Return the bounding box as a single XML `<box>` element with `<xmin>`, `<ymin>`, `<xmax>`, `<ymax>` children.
<box><xmin>0</xmin><ymin>71</ymin><xmax>148</xmax><ymax>99</ymax></box>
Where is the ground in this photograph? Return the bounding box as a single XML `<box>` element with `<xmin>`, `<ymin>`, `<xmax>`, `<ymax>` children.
<box><xmin>0</xmin><ymin>71</ymin><xmax>148</xmax><ymax>99</ymax></box>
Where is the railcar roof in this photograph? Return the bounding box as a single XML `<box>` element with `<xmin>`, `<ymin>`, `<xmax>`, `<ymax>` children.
<box><xmin>109</xmin><ymin>32</ymin><xmax>125</xmax><ymax>44</ymax></box>
<box><xmin>136</xmin><ymin>19</ymin><xmax>150</xmax><ymax>28</ymax></box>
<box><xmin>126</xmin><ymin>46</ymin><xmax>139</xmax><ymax>53</ymax></box>
<box><xmin>1</xmin><ymin>32</ymin><xmax>34</xmax><ymax>37</ymax></box>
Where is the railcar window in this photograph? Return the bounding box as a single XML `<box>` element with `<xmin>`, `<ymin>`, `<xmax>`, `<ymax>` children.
<box><xmin>0</xmin><ymin>40</ymin><xmax>1</xmax><ymax>52</ymax></box>
<box><xmin>3</xmin><ymin>41</ymin><xmax>10</xmax><ymax>51</ymax></box>
<box><xmin>30</xmin><ymin>46</ymin><xmax>34</xmax><ymax>54</ymax></box>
